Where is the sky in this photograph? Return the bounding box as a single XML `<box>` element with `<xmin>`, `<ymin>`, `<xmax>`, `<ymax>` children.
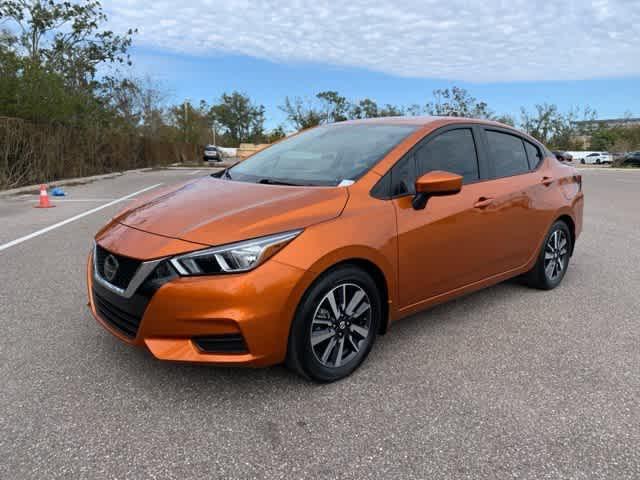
<box><xmin>104</xmin><ymin>0</ymin><xmax>640</xmax><ymax>128</ymax></box>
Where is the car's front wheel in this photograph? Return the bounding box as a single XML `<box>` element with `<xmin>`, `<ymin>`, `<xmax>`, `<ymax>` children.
<box><xmin>287</xmin><ymin>266</ymin><xmax>381</xmax><ymax>382</ymax></box>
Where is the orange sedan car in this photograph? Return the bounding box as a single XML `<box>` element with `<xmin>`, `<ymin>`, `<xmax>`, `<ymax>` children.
<box><xmin>88</xmin><ymin>117</ymin><xmax>583</xmax><ymax>381</ymax></box>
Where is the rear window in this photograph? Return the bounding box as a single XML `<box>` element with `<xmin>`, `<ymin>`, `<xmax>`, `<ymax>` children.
<box><xmin>524</xmin><ymin>141</ymin><xmax>542</xmax><ymax>169</ymax></box>
<box><xmin>486</xmin><ymin>130</ymin><xmax>530</xmax><ymax>178</ymax></box>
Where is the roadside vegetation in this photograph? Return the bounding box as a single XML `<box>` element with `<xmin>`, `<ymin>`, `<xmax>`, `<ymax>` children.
<box><xmin>1</xmin><ymin>1</ymin><xmax>639</xmax><ymax>188</ymax></box>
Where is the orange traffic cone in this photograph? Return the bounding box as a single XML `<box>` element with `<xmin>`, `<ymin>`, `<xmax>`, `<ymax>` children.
<box><xmin>34</xmin><ymin>184</ymin><xmax>55</xmax><ymax>208</ymax></box>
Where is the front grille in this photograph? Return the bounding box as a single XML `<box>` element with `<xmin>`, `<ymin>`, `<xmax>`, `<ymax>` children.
<box><xmin>95</xmin><ymin>244</ymin><xmax>142</xmax><ymax>290</ymax></box>
<box><xmin>93</xmin><ymin>289</ymin><xmax>143</xmax><ymax>338</ymax></box>
<box><xmin>193</xmin><ymin>334</ymin><xmax>248</xmax><ymax>354</ymax></box>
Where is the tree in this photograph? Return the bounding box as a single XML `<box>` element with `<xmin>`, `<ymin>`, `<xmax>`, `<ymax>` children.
<box><xmin>406</xmin><ymin>104</ymin><xmax>423</xmax><ymax>116</ymax></box>
<box><xmin>316</xmin><ymin>90</ymin><xmax>349</xmax><ymax>123</ymax></box>
<box><xmin>279</xmin><ymin>96</ymin><xmax>324</xmax><ymax>130</ymax></box>
<box><xmin>494</xmin><ymin>114</ymin><xmax>516</xmax><ymax>127</ymax></box>
<box><xmin>590</xmin><ymin>127</ymin><xmax>617</xmax><ymax>151</ymax></box>
<box><xmin>0</xmin><ymin>0</ymin><xmax>135</xmax><ymax>88</ymax></box>
<box><xmin>138</xmin><ymin>76</ymin><xmax>168</xmax><ymax>137</ymax></box>
<box><xmin>94</xmin><ymin>75</ymin><xmax>171</xmax><ymax>135</ymax></box>
<box><xmin>166</xmin><ymin>100</ymin><xmax>211</xmax><ymax>144</ymax></box>
<box><xmin>378</xmin><ymin>104</ymin><xmax>404</xmax><ymax>117</ymax></box>
<box><xmin>100</xmin><ymin>77</ymin><xmax>142</xmax><ymax>131</ymax></box>
<box><xmin>425</xmin><ymin>87</ymin><xmax>493</xmax><ymax>119</ymax></box>
<box><xmin>210</xmin><ymin>91</ymin><xmax>266</xmax><ymax>146</ymax></box>
<box><xmin>265</xmin><ymin>125</ymin><xmax>286</xmax><ymax>143</ymax></box>
<box><xmin>0</xmin><ymin>29</ymin><xmax>20</xmax><ymax>113</ymax></box>
<box><xmin>519</xmin><ymin>104</ymin><xmax>565</xmax><ymax>144</ymax></box>
<box><xmin>350</xmin><ymin>98</ymin><xmax>379</xmax><ymax>119</ymax></box>
<box><xmin>553</xmin><ymin>106</ymin><xmax>596</xmax><ymax>148</ymax></box>
<box><xmin>0</xmin><ymin>0</ymin><xmax>136</xmax><ymax>127</ymax></box>
<box><xmin>519</xmin><ymin>104</ymin><xmax>595</xmax><ymax>147</ymax></box>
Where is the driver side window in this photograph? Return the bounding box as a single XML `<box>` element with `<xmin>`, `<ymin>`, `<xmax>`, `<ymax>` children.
<box><xmin>388</xmin><ymin>128</ymin><xmax>480</xmax><ymax>197</ymax></box>
<box><xmin>415</xmin><ymin>129</ymin><xmax>480</xmax><ymax>184</ymax></box>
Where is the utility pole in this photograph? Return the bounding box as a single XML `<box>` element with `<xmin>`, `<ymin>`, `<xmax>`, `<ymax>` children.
<box><xmin>183</xmin><ymin>98</ymin><xmax>190</xmax><ymax>143</ymax></box>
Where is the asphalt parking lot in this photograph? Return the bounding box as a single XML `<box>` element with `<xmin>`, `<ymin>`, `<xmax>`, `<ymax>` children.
<box><xmin>1</xmin><ymin>168</ymin><xmax>639</xmax><ymax>479</ymax></box>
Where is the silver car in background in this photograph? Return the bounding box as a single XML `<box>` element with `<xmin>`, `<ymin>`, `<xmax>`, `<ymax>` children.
<box><xmin>203</xmin><ymin>145</ymin><xmax>222</xmax><ymax>162</ymax></box>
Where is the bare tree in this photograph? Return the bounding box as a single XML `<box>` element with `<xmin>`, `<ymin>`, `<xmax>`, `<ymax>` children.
<box><xmin>425</xmin><ymin>87</ymin><xmax>493</xmax><ymax>119</ymax></box>
<box><xmin>279</xmin><ymin>96</ymin><xmax>324</xmax><ymax>130</ymax></box>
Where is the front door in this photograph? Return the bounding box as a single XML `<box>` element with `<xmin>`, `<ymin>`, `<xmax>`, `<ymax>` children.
<box><xmin>394</xmin><ymin>181</ymin><xmax>514</xmax><ymax>309</ymax></box>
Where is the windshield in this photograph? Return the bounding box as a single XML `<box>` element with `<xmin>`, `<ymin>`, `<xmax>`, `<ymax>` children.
<box><xmin>228</xmin><ymin>124</ymin><xmax>418</xmax><ymax>186</ymax></box>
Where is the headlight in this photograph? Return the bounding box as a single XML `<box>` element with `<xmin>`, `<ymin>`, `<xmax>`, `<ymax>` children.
<box><xmin>170</xmin><ymin>230</ymin><xmax>302</xmax><ymax>275</ymax></box>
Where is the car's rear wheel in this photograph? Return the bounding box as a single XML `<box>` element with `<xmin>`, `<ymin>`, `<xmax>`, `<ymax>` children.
<box><xmin>523</xmin><ymin>220</ymin><xmax>572</xmax><ymax>290</ymax></box>
<box><xmin>286</xmin><ymin>266</ymin><xmax>381</xmax><ymax>382</ymax></box>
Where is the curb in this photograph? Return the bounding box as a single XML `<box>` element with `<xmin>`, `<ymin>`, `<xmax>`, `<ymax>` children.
<box><xmin>0</xmin><ymin>168</ymin><xmax>153</xmax><ymax>197</ymax></box>
<box><xmin>577</xmin><ymin>167</ymin><xmax>640</xmax><ymax>172</ymax></box>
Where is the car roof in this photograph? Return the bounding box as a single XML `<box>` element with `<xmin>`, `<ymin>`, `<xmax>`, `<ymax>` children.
<box><xmin>335</xmin><ymin>115</ymin><xmax>515</xmax><ymax>129</ymax></box>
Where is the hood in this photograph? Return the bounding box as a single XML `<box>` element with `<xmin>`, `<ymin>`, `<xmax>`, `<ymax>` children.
<box><xmin>115</xmin><ymin>176</ymin><xmax>349</xmax><ymax>246</ymax></box>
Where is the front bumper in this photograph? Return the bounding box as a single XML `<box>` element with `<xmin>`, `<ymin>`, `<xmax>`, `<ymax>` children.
<box><xmin>87</xmin><ymin>249</ymin><xmax>311</xmax><ymax>367</ymax></box>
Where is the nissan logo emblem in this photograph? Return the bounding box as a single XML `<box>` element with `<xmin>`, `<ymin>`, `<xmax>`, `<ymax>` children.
<box><xmin>103</xmin><ymin>254</ymin><xmax>119</xmax><ymax>282</ymax></box>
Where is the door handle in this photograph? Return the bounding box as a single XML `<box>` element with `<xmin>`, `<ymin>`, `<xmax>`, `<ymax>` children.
<box><xmin>474</xmin><ymin>197</ymin><xmax>494</xmax><ymax>208</ymax></box>
<box><xmin>541</xmin><ymin>176</ymin><xmax>554</xmax><ymax>186</ymax></box>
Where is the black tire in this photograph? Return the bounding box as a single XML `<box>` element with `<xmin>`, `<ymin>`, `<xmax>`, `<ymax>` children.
<box><xmin>522</xmin><ymin>221</ymin><xmax>572</xmax><ymax>290</ymax></box>
<box><xmin>286</xmin><ymin>265</ymin><xmax>381</xmax><ymax>382</ymax></box>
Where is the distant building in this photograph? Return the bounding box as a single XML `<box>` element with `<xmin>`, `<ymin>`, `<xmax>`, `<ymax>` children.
<box><xmin>574</xmin><ymin>117</ymin><xmax>640</xmax><ymax>132</ymax></box>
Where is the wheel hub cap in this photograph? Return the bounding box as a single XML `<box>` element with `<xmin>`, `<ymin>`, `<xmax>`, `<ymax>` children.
<box><xmin>310</xmin><ymin>283</ymin><xmax>372</xmax><ymax>368</ymax></box>
<box><xmin>544</xmin><ymin>229</ymin><xmax>568</xmax><ymax>281</ymax></box>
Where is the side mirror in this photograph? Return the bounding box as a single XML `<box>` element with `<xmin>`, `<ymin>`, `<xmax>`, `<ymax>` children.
<box><xmin>412</xmin><ymin>170</ymin><xmax>463</xmax><ymax>210</ymax></box>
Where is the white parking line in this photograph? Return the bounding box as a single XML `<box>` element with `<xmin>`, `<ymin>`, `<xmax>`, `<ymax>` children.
<box><xmin>0</xmin><ymin>183</ymin><xmax>163</xmax><ymax>253</ymax></box>
<box><xmin>187</xmin><ymin>170</ymin><xmax>202</xmax><ymax>175</ymax></box>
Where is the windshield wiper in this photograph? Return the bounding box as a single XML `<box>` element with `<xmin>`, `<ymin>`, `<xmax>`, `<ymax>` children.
<box><xmin>257</xmin><ymin>178</ymin><xmax>303</xmax><ymax>186</ymax></box>
<box><xmin>210</xmin><ymin>168</ymin><xmax>231</xmax><ymax>179</ymax></box>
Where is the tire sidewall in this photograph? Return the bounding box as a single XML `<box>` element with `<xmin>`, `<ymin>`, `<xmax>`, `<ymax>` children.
<box><xmin>289</xmin><ymin>266</ymin><xmax>381</xmax><ymax>382</ymax></box>
<box><xmin>538</xmin><ymin>221</ymin><xmax>572</xmax><ymax>289</ymax></box>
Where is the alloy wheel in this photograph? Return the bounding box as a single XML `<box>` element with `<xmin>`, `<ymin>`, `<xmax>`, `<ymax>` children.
<box><xmin>310</xmin><ymin>283</ymin><xmax>372</xmax><ymax>368</ymax></box>
<box><xmin>544</xmin><ymin>229</ymin><xmax>569</xmax><ymax>281</ymax></box>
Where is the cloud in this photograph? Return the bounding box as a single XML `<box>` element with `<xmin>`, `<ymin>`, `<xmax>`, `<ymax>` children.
<box><xmin>105</xmin><ymin>0</ymin><xmax>640</xmax><ymax>82</ymax></box>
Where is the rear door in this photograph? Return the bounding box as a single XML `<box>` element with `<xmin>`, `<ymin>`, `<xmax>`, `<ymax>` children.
<box><xmin>475</xmin><ymin>128</ymin><xmax>551</xmax><ymax>272</ymax></box>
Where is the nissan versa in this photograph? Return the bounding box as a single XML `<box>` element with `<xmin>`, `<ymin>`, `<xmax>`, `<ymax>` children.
<box><xmin>88</xmin><ymin>117</ymin><xmax>584</xmax><ymax>382</ymax></box>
